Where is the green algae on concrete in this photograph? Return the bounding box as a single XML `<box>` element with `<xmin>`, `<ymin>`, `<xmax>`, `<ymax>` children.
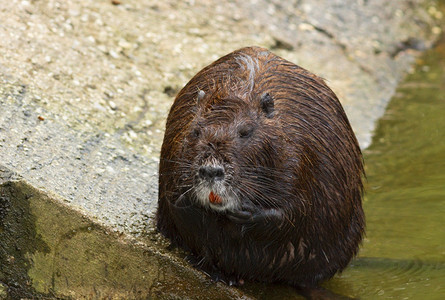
<box><xmin>0</xmin><ymin>166</ymin><xmax>248</xmax><ymax>299</ymax></box>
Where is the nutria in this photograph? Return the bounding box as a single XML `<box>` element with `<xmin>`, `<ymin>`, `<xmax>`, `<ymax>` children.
<box><xmin>157</xmin><ymin>46</ymin><xmax>365</xmax><ymax>288</ymax></box>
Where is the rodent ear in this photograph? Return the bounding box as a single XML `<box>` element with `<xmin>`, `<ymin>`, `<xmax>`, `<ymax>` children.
<box><xmin>260</xmin><ymin>93</ymin><xmax>274</xmax><ymax>118</ymax></box>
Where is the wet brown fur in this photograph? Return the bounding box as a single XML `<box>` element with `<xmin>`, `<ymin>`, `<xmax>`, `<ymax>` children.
<box><xmin>157</xmin><ymin>47</ymin><xmax>365</xmax><ymax>287</ymax></box>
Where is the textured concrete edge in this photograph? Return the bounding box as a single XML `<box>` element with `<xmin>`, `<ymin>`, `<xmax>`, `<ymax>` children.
<box><xmin>0</xmin><ymin>95</ymin><xmax>158</xmax><ymax>235</ymax></box>
<box><xmin>0</xmin><ymin>164</ymin><xmax>252</xmax><ymax>299</ymax></box>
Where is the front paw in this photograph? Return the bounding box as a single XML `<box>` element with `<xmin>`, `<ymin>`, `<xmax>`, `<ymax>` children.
<box><xmin>226</xmin><ymin>209</ymin><xmax>253</xmax><ymax>223</ymax></box>
<box><xmin>226</xmin><ymin>208</ymin><xmax>285</xmax><ymax>240</ymax></box>
<box><xmin>227</xmin><ymin>208</ymin><xmax>283</xmax><ymax>224</ymax></box>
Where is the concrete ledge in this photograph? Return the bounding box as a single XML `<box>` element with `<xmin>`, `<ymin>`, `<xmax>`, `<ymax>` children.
<box><xmin>0</xmin><ymin>166</ymin><xmax>248</xmax><ymax>299</ymax></box>
<box><xmin>0</xmin><ymin>96</ymin><xmax>157</xmax><ymax>234</ymax></box>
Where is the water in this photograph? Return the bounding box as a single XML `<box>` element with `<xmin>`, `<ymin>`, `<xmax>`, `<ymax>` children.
<box><xmin>323</xmin><ymin>36</ymin><xmax>445</xmax><ymax>299</ymax></box>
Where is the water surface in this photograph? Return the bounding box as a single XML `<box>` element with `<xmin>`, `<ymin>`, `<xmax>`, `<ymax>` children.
<box><xmin>324</xmin><ymin>36</ymin><xmax>445</xmax><ymax>299</ymax></box>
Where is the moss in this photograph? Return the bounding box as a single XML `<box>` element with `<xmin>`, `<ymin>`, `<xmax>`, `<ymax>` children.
<box><xmin>0</xmin><ymin>172</ymin><xmax>244</xmax><ymax>299</ymax></box>
<box><xmin>0</xmin><ymin>180</ymin><xmax>53</xmax><ymax>299</ymax></box>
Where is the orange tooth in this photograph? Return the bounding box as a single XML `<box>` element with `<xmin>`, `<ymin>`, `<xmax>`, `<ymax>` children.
<box><xmin>209</xmin><ymin>191</ymin><xmax>222</xmax><ymax>204</ymax></box>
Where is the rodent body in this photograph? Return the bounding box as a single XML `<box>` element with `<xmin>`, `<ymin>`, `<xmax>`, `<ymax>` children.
<box><xmin>157</xmin><ymin>46</ymin><xmax>365</xmax><ymax>287</ymax></box>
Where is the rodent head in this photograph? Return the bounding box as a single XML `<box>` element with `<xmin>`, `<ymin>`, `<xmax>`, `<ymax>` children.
<box><xmin>181</xmin><ymin>90</ymin><xmax>281</xmax><ymax>212</ymax></box>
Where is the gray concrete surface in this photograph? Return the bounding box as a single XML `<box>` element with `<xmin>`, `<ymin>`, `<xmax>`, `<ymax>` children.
<box><xmin>0</xmin><ymin>0</ymin><xmax>443</xmax><ymax>298</ymax></box>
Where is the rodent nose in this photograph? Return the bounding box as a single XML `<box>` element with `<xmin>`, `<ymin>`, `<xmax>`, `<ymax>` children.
<box><xmin>198</xmin><ymin>165</ymin><xmax>225</xmax><ymax>182</ymax></box>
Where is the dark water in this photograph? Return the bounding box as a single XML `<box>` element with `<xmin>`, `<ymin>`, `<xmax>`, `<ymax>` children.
<box><xmin>323</xmin><ymin>37</ymin><xmax>445</xmax><ymax>299</ymax></box>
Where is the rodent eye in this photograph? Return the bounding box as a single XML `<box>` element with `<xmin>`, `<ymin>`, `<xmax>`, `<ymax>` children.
<box><xmin>238</xmin><ymin>126</ymin><xmax>254</xmax><ymax>138</ymax></box>
<box><xmin>192</xmin><ymin>128</ymin><xmax>201</xmax><ymax>138</ymax></box>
